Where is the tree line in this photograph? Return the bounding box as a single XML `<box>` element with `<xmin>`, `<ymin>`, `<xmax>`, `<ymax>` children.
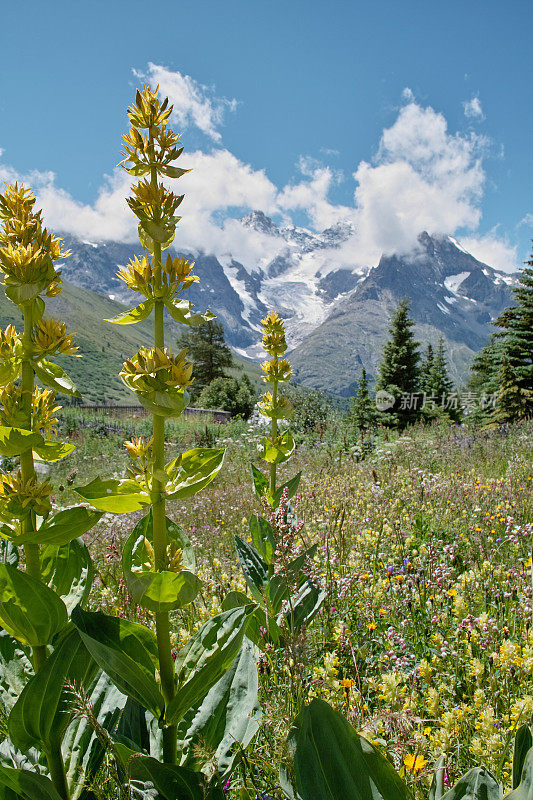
<box><xmin>351</xmin><ymin>245</ymin><xmax>533</xmax><ymax>430</ymax></box>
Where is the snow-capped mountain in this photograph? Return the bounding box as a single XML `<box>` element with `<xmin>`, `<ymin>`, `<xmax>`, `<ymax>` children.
<box><xmin>290</xmin><ymin>231</ymin><xmax>517</xmax><ymax>395</ymax></box>
<box><xmin>58</xmin><ymin>218</ymin><xmax>517</xmax><ymax>395</ymax></box>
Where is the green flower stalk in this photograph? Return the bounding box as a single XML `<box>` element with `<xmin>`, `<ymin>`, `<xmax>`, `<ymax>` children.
<box><xmin>257</xmin><ymin>311</ymin><xmax>294</xmax><ymax>500</ymax></box>
<box><xmin>92</xmin><ymin>85</ymin><xmax>222</xmax><ymax>765</ymax></box>
<box><xmin>0</xmin><ymin>184</ymin><xmax>72</xmax><ymax>663</ymax></box>
<box><xmin>0</xmin><ymin>184</ymin><xmax>89</xmax><ymax>800</ymax></box>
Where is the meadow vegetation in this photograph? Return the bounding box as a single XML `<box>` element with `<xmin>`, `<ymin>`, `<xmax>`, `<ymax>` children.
<box><xmin>0</xmin><ymin>83</ymin><xmax>531</xmax><ymax>800</ymax></box>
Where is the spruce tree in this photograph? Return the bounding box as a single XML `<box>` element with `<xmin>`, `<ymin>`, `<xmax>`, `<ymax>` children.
<box><xmin>494</xmin><ymin>247</ymin><xmax>533</xmax><ymax>418</ymax></box>
<box><xmin>350</xmin><ymin>367</ymin><xmax>376</xmax><ymax>431</ymax></box>
<box><xmin>492</xmin><ymin>353</ymin><xmax>528</xmax><ymax>423</ymax></box>
<box><xmin>427</xmin><ymin>338</ymin><xmax>459</xmax><ymax>420</ymax></box>
<box><xmin>375</xmin><ymin>299</ymin><xmax>421</xmax><ymax>428</ymax></box>
<box><xmin>420</xmin><ymin>343</ymin><xmax>434</xmax><ymax>394</ymax></box>
<box><xmin>467</xmin><ymin>334</ymin><xmax>503</xmax><ymax>423</ymax></box>
<box><xmin>177</xmin><ymin>320</ymin><xmax>235</xmax><ymax>398</ymax></box>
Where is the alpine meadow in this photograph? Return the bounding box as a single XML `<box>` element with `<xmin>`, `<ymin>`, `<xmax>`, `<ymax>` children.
<box><xmin>0</xmin><ymin>10</ymin><xmax>532</xmax><ymax>799</ymax></box>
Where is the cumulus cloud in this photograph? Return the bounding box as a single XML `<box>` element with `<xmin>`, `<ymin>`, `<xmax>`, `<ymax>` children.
<box><xmin>463</xmin><ymin>95</ymin><xmax>484</xmax><ymax>120</ymax></box>
<box><xmin>461</xmin><ymin>230</ymin><xmax>518</xmax><ymax>272</ymax></box>
<box><xmin>134</xmin><ymin>63</ymin><xmax>237</xmax><ymax>142</ymax></box>
<box><xmin>0</xmin><ymin>70</ymin><xmax>518</xmax><ymax>272</ymax></box>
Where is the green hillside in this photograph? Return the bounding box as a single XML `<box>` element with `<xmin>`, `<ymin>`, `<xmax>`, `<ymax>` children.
<box><xmin>0</xmin><ymin>282</ymin><xmax>262</xmax><ymax>405</ymax></box>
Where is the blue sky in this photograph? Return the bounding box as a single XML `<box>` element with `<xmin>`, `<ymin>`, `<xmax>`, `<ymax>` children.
<box><xmin>0</xmin><ymin>0</ymin><xmax>531</xmax><ymax>271</ymax></box>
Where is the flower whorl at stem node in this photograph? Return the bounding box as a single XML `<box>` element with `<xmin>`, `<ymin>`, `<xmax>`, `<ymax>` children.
<box><xmin>0</xmin><ymin>385</ymin><xmax>60</xmax><ymax>436</ymax></box>
<box><xmin>120</xmin><ymin>347</ymin><xmax>193</xmax><ymax>394</ymax></box>
<box><xmin>117</xmin><ymin>254</ymin><xmax>198</xmax><ymax>301</ymax></box>
<box><xmin>32</xmin><ymin>318</ymin><xmax>78</xmax><ymax>358</ymax></box>
<box><xmin>0</xmin><ymin>183</ymin><xmax>68</xmax><ymax>302</ymax></box>
<box><xmin>0</xmin><ymin>470</ymin><xmax>53</xmax><ymax>518</ymax></box>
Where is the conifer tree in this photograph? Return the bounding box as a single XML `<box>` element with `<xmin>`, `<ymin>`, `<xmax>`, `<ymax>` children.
<box><xmin>350</xmin><ymin>367</ymin><xmax>376</xmax><ymax>431</ymax></box>
<box><xmin>420</xmin><ymin>343</ymin><xmax>434</xmax><ymax>393</ymax></box>
<box><xmin>177</xmin><ymin>319</ymin><xmax>234</xmax><ymax>398</ymax></box>
<box><xmin>492</xmin><ymin>352</ymin><xmax>529</xmax><ymax>423</ymax></box>
<box><xmin>427</xmin><ymin>337</ymin><xmax>459</xmax><ymax>420</ymax></box>
<box><xmin>494</xmin><ymin>246</ymin><xmax>533</xmax><ymax>418</ymax></box>
<box><xmin>375</xmin><ymin>299</ymin><xmax>421</xmax><ymax>427</ymax></box>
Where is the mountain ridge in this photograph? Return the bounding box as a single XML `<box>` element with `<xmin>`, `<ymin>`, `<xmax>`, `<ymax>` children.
<box><xmin>55</xmin><ymin>217</ymin><xmax>517</xmax><ymax>396</ymax></box>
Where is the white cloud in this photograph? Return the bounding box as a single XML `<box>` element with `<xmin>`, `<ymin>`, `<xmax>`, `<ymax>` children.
<box><xmin>0</xmin><ymin>73</ymin><xmax>517</xmax><ymax>273</ymax></box>
<box><xmin>463</xmin><ymin>95</ymin><xmax>484</xmax><ymax>120</ymax></box>
<box><xmin>401</xmin><ymin>87</ymin><xmax>415</xmax><ymax>103</ymax></box>
<box><xmin>460</xmin><ymin>230</ymin><xmax>518</xmax><ymax>272</ymax></box>
<box><xmin>348</xmin><ymin>101</ymin><xmax>487</xmax><ymax>265</ymax></box>
<box><xmin>277</xmin><ymin>157</ymin><xmax>351</xmax><ymax>229</ymax></box>
<box><xmin>134</xmin><ymin>63</ymin><xmax>237</xmax><ymax>142</ymax></box>
<box><xmin>520</xmin><ymin>212</ymin><xmax>533</xmax><ymax>227</ymax></box>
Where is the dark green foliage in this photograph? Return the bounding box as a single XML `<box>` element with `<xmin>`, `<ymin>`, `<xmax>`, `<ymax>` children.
<box><xmin>177</xmin><ymin>321</ymin><xmax>235</xmax><ymax>399</ymax></box>
<box><xmin>350</xmin><ymin>368</ymin><xmax>376</xmax><ymax>431</ymax></box>
<box><xmin>283</xmin><ymin>385</ymin><xmax>332</xmax><ymax>434</ymax></box>
<box><xmin>468</xmin><ymin>248</ymin><xmax>533</xmax><ymax>423</ymax></box>
<box><xmin>198</xmin><ymin>375</ymin><xmax>256</xmax><ymax>418</ymax></box>
<box><xmin>420</xmin><ymin>343</ymin><xmax>434</xmax><ymax>393</ymax></box>
<box><xmin>494</xmin><ymin>250</ymin><xmax>533</xmax><ymax>419</ymax></box>
<box><xmin>424</xmin><ymin>338</ymin><xmax>460</xmax><ymax>421</ymax></box>
<box><xmin>375</xmin><ymin>299</ymin><xmax>421</xmax><ymax>428</ymax></box>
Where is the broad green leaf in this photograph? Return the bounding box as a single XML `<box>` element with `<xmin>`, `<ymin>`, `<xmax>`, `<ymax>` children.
<box><xmin>0</xmin><ymin>426</ymin><xmax>43</xmax><ymax>457</ymax></box>
<box><xmin>268</xmin><ymin>575</ymin><xmax>290</xmax><ymax>613</ymax></box>
<box><xmin>106</xmin><ymin>299</ymin><xmax>155</xmax><ymax>325</ymax></box>
<box><xmin>118</xmin><ymin>751</ymin><xmax>204</xmax><ymax>800</ymax></box>
<box><xmin>41</xmin><ymin>538</ymin><xmax>94</xmax><ymax>614</ymax></box>
<box><xmin>513</xmin><ymin>726</ymin><xmax>533</xmax><ymax>790</ymax></box>
<box><xmin>273</xmin><ymin>471</ymin><xmax>301</xmax><ymax>508</ymax></box>
<box><xmin>138</xmin><ymin>221</ymin><xmax>175</xmax><ymax>252</ymax></box>
<box><xmin>8</xmin><ymin>627</ymin><xmax>98</xmax><ymax>753</ymax></box>
<box><xmin>34</xmin><ymin>360</ymin><xmax>81</xmax><ymax>397</ymax></box>
<box><xmin>15</xmin><ymin>507</ymin><xmax>103</xmax><ymax>546</ymax></box>
<box><xmin>506</xmin><ymin>745</ymin><xmax>533</xmax><ymax>799</ymax></box>
<box><xmin>164</xmin><ymin>298</ymin><xmax>216</xmax><ymax>327</ymax></box>
<box><xmin>166</xmin><ymin>607</ymin><xmax>250</xmax><ymax>725</ymax></box>
<box><xmin>140</xmin><ymin>219</ymin><xmax>176</xmax><ymax>244</ymax></box>
<box><xmin>0</xmin><ymin>564</ymin><xmax>68</xmax><ymax>647</ymax></box>
<box><xmin>442</xmin><ymin>768</ymin><xmax>502</xmax><ymax>799</ymax></box>
<box><xmin>0</xmin><ymin>630</ymin><xmax>33</xmax><ymax>716</ymax></box>
<box><xmin>177</xmin><ymin>638</ymin><xmax>261</xmax><ymax>777</ymax></box>
<box><xmin>33</xmin><ymin>439</ymin><xmax>75</xmax><ymax>463</ymax></box>
<box><xmin>0</xmin><ymin>765</ymin><xmax>63</xmax><ymax>800</ymax></box>
<box><xmin>251</xmin><ymin>464</ymin><xmax>268</xmax><ymax>501</ymax></box>
<box><xmin>234</xmin><ymin>536</ymin><xmax>268</xmax><ymax>601</ymax></box>
<box><xmin>123</xmin><ymin>511</ymin><xmax>200</xmax><ymax>612</ymax></box>
<box><xmin>221</xmin><ymin>591</ymin><xmax>281</xmax><ymax>647</ymax></box>
<box><xmin>429</xmin><ymin>755</ymin><xmax>446</xmax><ymax>800</ymax></box>
<box><xmin>166</xmin><ymin>447</ymin><xmax>225</xmax><ymax>500</ymax></box>
<box><xmin>261</xmin><ymin>431</ymin><xmax>295</xmax><ymax>465</ymax></box>
<box><xmin>289</xmin><ymin>698</ymin><xmax>411</xmax><ymax>800</ymax></box>
<box><xmin>137</xmin><ymin>387</ymin><xmax>190</xmax><ymax>418</ymax></box>
<box><xmin>115</xmin><ymin>697</ymin><xmax>150</xmax><ymax>754</ymax></box>
<box><xmin>63</xmin><ymin>671</ymin><xmax>127</xmax><ymax>800</ymax></box>
<box><xmin>75</xmin><ymin>477</ymin><xmax>150</xmax><ymax>513</ymax></box>
<box><xmin>284</xmin><ymin>579</ymin><xmax>325</xmax><ymax>631</ymax></box>
<box><xmin>71</xmin><ymin>606</ymin><xmax>164</xmax><ymax>718</ymax></box>
<box><xmin>248</xmin><ymin>514</ymin><xmax>275</xmax><ymax>564</ymax></box>
<box><xmin>5</xmin><ymin>283</ymin><xmax>43</xmax><ymax>305</ymax></box>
